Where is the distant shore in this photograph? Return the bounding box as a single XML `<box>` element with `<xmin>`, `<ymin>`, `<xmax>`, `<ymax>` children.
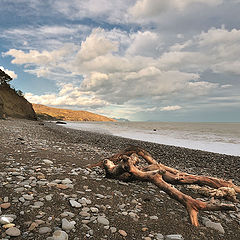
<box><xmin>0</xmin><ymin>118</ymin><xmax>239</xmax><ymax>240</ymax></box>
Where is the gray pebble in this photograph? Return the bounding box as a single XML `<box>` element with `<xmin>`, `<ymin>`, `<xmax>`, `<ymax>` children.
<box><xmin>22</xmin><ymin>194</ymin><xmax>34</xmax><ymax>200</ymax></box>
<box><xmin>62</xmin><ymin>178</ymin><xmax>72</xmax><ymax>184</ymax></box>
<box><xmin>95</xmin><ymin>194</ymin><xmax>105</xmax><ymax>199</ymax></box>
<box><xmin>155</xmin><ymin>233</ymin><xmax>164</xmax><ymax>240</ymax></box>
<box><xmin>110</xmin><ymin>227</ymin><xmax>117</xmax><ymax>233</ymax></box>
<box><xmin>62</xmin><ymin>218</ymin><xmax>76</xmax><ymax>231</ymax></box>
<box><xmin>6</xmin><ymin>227</ymin><xmax>21</xmax><ymax>237</ymax></box>
<box><xmin>53</xmin><ymin>230</ymin><xmax>68</xmax><ymax>240</ymax></box>
<box><xmin>34</xmin><ymin>201</ymin><xmax>44</xmax><ymax>207</ymax></box>
<box><xmin>204</xmin><ymin>220</ymin><xmax>225</xmax><ymax>234</ymax></box>
<box><xmin>43</xmin><ymin>159</ymin><xmax>53</xmax><ymax>165</ymax></box>
<box><xmin>0</xmin><ymin>216</ymin><xmax>14</xmax><ymax>224</ymax></box>
<box><xmin>69</xmin><ymin>200</ymin><xmax>81</xmax><ymax>208</ymax></box>
<box><xmin>165</xmin><ymin>235</ymin><xmax>184</xmax><ymax>240</ymax></box>
<box><xmin>97</xmin><ymin>216</ymin><xmax>109</xmax><ymax>225</ymax></box>
<box><xmin>46</xmin><ymin>195</ymin><xmax>53</xmax><ymax>201</ymax></box>
<box><xmin>39</xmin><ymin>227</ymin><xmax>52</xmax><ymax>234</ymax></box>
<box><xmin>90</xmin><ymin>207</ymin><xmax>99</xmax><ymax>213</ymax></box>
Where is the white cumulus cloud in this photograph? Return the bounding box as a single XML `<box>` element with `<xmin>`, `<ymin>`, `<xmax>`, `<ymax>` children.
<box><xmin>25</xmin><ymin>83</ymin><xmax>108</xmax><ymax>108</ymax></box>
<box><xmin>160</xmin><ymin>105</ymin><xmax>182</xmax><ymax>111</ymax></box>
<box><xmin>76</xmin><ymin>28</ymin><xmax>119</xmax><ymax>61</ymax></box>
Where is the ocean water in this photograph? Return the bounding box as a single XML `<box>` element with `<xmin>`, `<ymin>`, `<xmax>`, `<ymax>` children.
<box><xmin>63</xmin><ymin>121</ymin><xmax>240</xmax><ymax>156</ymax></box>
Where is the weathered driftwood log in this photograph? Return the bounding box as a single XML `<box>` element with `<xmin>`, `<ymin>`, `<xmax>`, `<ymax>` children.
<box><xmin>89</xmin><ymin>146</ymin><xmax>239</xmax><ymax>227</ymax></box>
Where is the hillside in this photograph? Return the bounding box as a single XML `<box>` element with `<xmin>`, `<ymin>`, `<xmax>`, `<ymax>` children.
<box><xmin>0</xmin><ymin>83</ymin><xmax>37</xmax><ymax>120</ymax></box>
<box><xmin>32</xmin><ymin>104</ymin><xmax>116</xmax><ymax>122</ymax></box>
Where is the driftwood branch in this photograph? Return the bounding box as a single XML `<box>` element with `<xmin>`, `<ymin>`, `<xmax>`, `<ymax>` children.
<box><xmin>89</xmin><ymin>146</ymin><xmax>239</xmax><ymax>227</ymax></box>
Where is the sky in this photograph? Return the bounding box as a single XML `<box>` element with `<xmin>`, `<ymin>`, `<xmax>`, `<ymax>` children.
<box><xmin>1</xmin><ymin>0</ymin><xmax>240</xmax><ymax>122</ymax></box>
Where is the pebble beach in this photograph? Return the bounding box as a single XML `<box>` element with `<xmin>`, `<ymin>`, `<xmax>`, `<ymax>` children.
<box><xmin>0</xmin><ymin>118</ymin><xmax>239</xmax><ymax>240</ymax></box>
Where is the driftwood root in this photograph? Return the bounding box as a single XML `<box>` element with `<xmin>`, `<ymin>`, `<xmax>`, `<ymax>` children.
<box><xmin>90</xmin><ymin>146</ymin><xmax>239</xmax><ymax>227</ymax></box>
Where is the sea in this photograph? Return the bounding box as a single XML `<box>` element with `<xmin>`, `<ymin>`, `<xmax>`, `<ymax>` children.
<box><xmin>63</xmin><ymin>121</ymin><xmax>240</xmax><ymax>157</ymax></box>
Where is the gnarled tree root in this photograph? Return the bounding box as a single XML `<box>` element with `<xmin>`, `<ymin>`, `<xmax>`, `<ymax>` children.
<box><xmin>90</xmin><ymin>146</ymin><xmax>239</xmax><ymax>226</ymax></box>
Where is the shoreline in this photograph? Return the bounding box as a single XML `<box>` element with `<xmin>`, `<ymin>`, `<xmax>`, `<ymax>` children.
<box><xmin>49</xmin><ymin>121</ymin><xmax>240</xmax><ymax>183</ymax></box>
<box><xmin>62</xmin><ymin>121</ymin><xmax>240</xmax><ymax>157</ymax></box>
<box><xmin>0</xmin><ymin>118</ymin><xmax>239</xmax><ymax>239</ymax></box>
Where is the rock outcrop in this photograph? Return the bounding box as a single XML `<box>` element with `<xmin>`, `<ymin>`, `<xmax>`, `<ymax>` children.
<box><xmin>0</xmin><ymin>83</ymin><xmax>37</xmax><ymax>120</ymax></box>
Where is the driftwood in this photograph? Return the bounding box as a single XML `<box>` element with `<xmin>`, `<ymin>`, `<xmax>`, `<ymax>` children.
<box><xmin>89</xmin><ymin>146</ymin><xmax>240</xmax><ymax>227</ymax></box>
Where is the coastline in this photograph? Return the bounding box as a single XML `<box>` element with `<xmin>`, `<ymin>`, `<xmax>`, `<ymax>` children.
<box><xmin>63</xmin><ymin>121</ymin><xmax>240</xmax><ymax>156</ymax></box>
<box><xmin>0</xmin><ymin>118</ymin><xmax>239</xmax><ymax>239</ymax></box>
<box><xmin>50</xmin><ymin>121</ymin><xmax>240</xmax><ymax>183</ymax></box>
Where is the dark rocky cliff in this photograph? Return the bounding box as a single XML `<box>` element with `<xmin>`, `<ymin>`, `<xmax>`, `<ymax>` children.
<box><xmin>0</xmin><ymin>83</ymin><xmax>37</xmax><ymax>120</ymax></box>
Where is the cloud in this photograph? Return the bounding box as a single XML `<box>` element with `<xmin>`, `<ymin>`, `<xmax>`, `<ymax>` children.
<box><xmin>159</xmin><ymin>27</ymin><xmax>240</xmax><ymax>75</ymax></box>
<box><xmin>160</xmin><ymin>105</ymin><xmax>182</xmax><ymax>111</ymax></box>
<box><xmin>46</xmin><ymin>0</ymin><xmax>132</xmax><ymax>24</ymax></box>
<box><xmin>3</xmin><ymin>43</ymin><xmax>78</xmax><ymax>80</ymax></box>
<box><xmin>0</xmin><ymin>66</ymin><xmax>17</xmax><ymax>79</ymax></box>
<box><xmin>1</xmin><ymin>24</ymin><xmax>91</xmax><ymax>50</ymax></box>
<box><xmin>5</xmin><ymin>27</ymin><xmax>222</xmax><ymax>106</ymax></box>
<box><xmin>129</xmin><ymin>0</ymin><xmax>169</xmax><ymax>19</ymax></box>
<box><xmin>4</xmin><ymin>25</ymin><xmax>79</xmax><ymax>38</ymax></box>
<box><xmin>4</xmin><ymin>43</ymin><xmax>77</xmax><ymax>65</ymax></box>
<box><xmin>129</xmin><ymin>0</ymin><xmax>223</xmax><ymax>19</ymax></box>
<box><xmin>126</xmin><ymin>31</ymin><xmax>163</xmax><ymax>57</ymax></box>
<box><xmin>25</xmin><ymin>83</ymin><xmax>108</xmax><ymax>108</ymax></box>
<box><xmin>5</xmin><ymin>26</ymin><xmax>239</xmax><ymax>119</ymax></box>
<box><xmin>80</xmin><ymin>68</ymin><xmax>200</xmax><ymax>104</ymax></box>
<box><xmin>76</xmin><ymin>28</ymin><xmax>119</xmax><ymax>61</ymax></box>
<box><xmin>221</xmin><ymin>84</ymin><xmax>232</xmax><ymax>88</ymax></box>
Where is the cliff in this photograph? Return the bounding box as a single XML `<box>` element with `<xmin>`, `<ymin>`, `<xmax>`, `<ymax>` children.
<box><xmin>0</xmin><ymin>83</ymin><xmax>37</xmax><ymax>120</ymax></box>
<box><xmin>32</xmin><ymin>104</ymin><xmax>116</xmax><ymax>122</ymax></box>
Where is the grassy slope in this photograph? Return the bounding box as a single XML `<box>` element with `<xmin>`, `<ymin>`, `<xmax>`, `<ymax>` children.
<box><xmin>32</xmin><ymin>104</ymin><xmax>116</xmax><ymax>122</ymax></box>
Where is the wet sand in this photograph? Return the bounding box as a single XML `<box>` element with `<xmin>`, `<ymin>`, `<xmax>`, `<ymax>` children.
<box><xmin>0</xmin><ymin>118</ymin><xmax>239</xmax><ymax>240</ymax></box>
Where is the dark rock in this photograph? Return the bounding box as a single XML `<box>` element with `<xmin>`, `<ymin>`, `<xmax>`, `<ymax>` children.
<box><xmin>56</xmin><ymin>121</ymin><xmax>67</xmax><ymax>125</ymax></box>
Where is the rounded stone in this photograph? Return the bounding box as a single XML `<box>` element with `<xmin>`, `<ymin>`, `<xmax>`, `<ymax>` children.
<box><xmin>42</xmin><ymin>159</ymin><xmax>53</xmax><ymax>165</ymax></box>
<box><xmin>165</xmin><ymin>235</ymin><xmax>184</xmax><ymax>240</ymax></box>
<box><xmin>118</xmin><ymin>229</ymin><xmax>127</xmax><ymax>237</ymax></box>
<box><xmin>110</xmin><ymin>227</ymin><xmax>117</xmax><ymax>233</ymax></box>
<box><xmin>97</xmin><ymin>216</ymin><xmax>109</xmax><ymax>226</ymax></box>
<box><xmin>34</xmin><ymin>201</ymin><xmax>44</xmax><ymax>207</ymax></box>
<box><xmin>62</xmin><ymin>178</ymin><xmax>72</xmax><ymax>184</ymax></box>
<box><xmin>14</xmin><ymin>187</ymin><xmax>25</xmax><ymax>192</ymax></box>
<box><xmin>56</xmin><ymin>184</ymin><xmax>69</xmax><ymax>190</ymax></box>
<box><xmin>39</xmin><ymin>226</ymin><xmax>52</xmax><ymax>234</ymax></box>
<box><xmin>62</xmin><ymin>218</ymin><xmax>76</xmax><ymax>231</ymax></box>
<box><xmin>0</xmin><ymin>216</ymin><xmax>14</xmax><ymax>224</ymax></box>
<box><xmin>69</xmin><ymin>199</ymin><xmax>81</xmax><ymax>208</ymax></box>
<box><xmin>149</xmin><ymin>215</ymin><xmax>158</xmax><ymax>220</ymax></box>
<box><xmin>80</xmin><ymin>212</ymin><xmax>90</xmax><ymax>217</ymax></box>
<box><xmin>0</xmin><ymin>203</ymin><xmax>11</xmax><ymax>209</ymax></box>
<box><xmin>205</xmin><ymin>221</ymin><xmax>225</xmax><ymax>234</ymax></box>
<box><xmin>53</xmin><ymin>230</ymin><xmax>69</xmax><ymax>240</ymax></box>
<box><xmin>155</xmin><ymin>234</ymin><xmax>164</xmax><ymax>240</ymax></box>
<box><xmin>6</xmin><ymin>227</ymin><xmax>21</xmax><ymax>237</ymax></box>
<box><xmin>46</xmin><ymin>195</ymin><xmax>52</xmax><ymax>201</ymax></box>
<box><xmin>22</xmin><ymin>194</ymin><xmax>34</xmax><ymax>200</ymax></box>
<box><xmin>3</xmin><ymin>223</ymin><xmax>15</xmax><ymax>229</ymax></box>
<box><xmin>90</xmin><ymin>207</ymin><xmax>99</xmax><ymax>213</ymax></box>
